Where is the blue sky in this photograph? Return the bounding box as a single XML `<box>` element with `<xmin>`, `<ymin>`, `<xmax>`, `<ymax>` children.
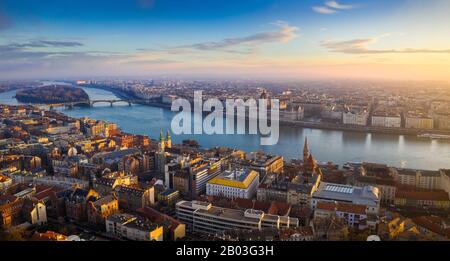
<box><xmin>0</xmin><ymin>0</ymin><xmax>449</xmax><ymax>80</ymax></box>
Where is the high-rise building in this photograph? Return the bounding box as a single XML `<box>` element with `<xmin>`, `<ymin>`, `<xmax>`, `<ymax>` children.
<box><xmin>189</xmin><ymin>159</ymin><xmax>222</xmax><ymax>197</ymax></box>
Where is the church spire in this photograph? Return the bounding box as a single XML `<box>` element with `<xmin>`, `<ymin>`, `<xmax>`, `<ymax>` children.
<box><xmin>165</xmin><ymin>130</ymin><xmax>172</xmax><ymax>149</ymax></box>
<box><xmin>303</xmin><ymin>137</ymin><xmax>309</xmax><ymax>162</ymax></box>
<box><xmin>158</xmin><ymin>129</ymin><xmax>165</xmax><ymax>151</ymax></box>
<box><xmin>159</xmin><ymin>129</ymin><xmax>165</xmax><ymax>142</ymax></box>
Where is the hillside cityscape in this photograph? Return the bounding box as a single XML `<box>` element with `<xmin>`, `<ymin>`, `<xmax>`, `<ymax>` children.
<box><xmin>0</xmin><ymin>79</ymin><xmax>450</xmax><ymax>242</ymax></box>
<box><xmin>1</xmin><ymin>0</ymin><xmax>450</xmax><ymax>247</ymax></box>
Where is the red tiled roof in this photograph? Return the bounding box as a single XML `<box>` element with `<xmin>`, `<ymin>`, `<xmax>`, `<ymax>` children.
<box><xmin>233</xmin><ymin>198</ymin><xmax>254</xmax><ymax>209</ymax></box>
<box><xmin>290</xmin><ymin>206</ymin><xmax>311</xmax><ymax>218</ymax></box>
<box><xmin>137</xmin><ymin>206</ymin><xmax>181</xmax><ymax>232</ymax></box>
<box><xmin>412</xmin><ymin>216</ymin><xmax>450</xmax><ymax>239</ymax></box>
<box><xmin>336</xmin><ymin>203</ymin><xmax>366</xmax><ymax>215</ymax></box>
<box><xmin>316</xmin><ymin>202</ymin><xmax>336</xmax><ymax>211</ymax></box>
<box><xmin>34</xmin><ymin>184</ymin><xmax>54</xmax><ymax>193</ymax></box>
<box><xmin>33</xmin><ymin>186</ymin><xmax>63</xmax><ymax>201</ymax></box>
<box><xmin>396</xmin><ymin>190</ymin><xmax>450</xmax><ymax>201</ymax></box>
<box><xmin>316</xmin><ymin>201</ymin><xmax>366</xmax><ymax>215</ymax></box>
<box><xmin>268</xmin><ymin>201</ymin><xmax>291</xmax><ymax>216</ymax></box>
<box><xmin>0</xmin><ymin>194</ymin><xmax>18</xmax><ymax>204</ymax></box>
<box><xmin>279</xmin><ymin>226</ymin><xmax>314</xmax><ymax>240</ymax></box>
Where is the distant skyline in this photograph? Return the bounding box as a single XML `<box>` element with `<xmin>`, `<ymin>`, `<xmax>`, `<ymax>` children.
<box><xmin>0</xmin><ymin>0</ymin><xmax>449</xmax><ymax>81</ymax></box>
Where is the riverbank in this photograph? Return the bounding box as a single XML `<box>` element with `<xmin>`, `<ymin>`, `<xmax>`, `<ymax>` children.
<box><xmin>280</xmin><ymin>121</ymin><xmax>450</xmax><ymax>137</ymax></box>
<box><xmin>79</xmin><ymin>85</ymin><xmax>450</xmax><ymax>138</ymax></box>
<box><xmin>39</xmin><ymin>87</ymin><xmax>450</xmax><ymax>170</ymax></box>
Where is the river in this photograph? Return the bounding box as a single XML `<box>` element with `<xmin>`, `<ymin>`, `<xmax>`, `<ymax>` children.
<box><xmin>1</xmin><ymin>86</ymin><xmax>449</xmax><ymax>170</ymax></box>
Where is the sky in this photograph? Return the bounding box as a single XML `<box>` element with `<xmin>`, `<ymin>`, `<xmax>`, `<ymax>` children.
<box><xmin>0</xmin><ymin>0</ymin><xmax>449</xmax><ymax>81</ymax></box>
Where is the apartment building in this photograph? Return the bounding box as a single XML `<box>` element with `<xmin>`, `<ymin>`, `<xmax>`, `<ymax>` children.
<box><xmin>176</xmin><ymin>200</ymin><xmax>298</xmax><ymax>235</ymax></box>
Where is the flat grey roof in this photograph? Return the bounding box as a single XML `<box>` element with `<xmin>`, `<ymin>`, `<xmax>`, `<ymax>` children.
<box><xmin>313</xmin><ymin>182</ymin><xmax>379</xmax><ymax>207</ymax></box>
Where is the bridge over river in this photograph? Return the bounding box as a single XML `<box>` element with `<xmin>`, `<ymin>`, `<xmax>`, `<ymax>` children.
<box><xmin>35</xmin><ymin>99</ymin><xmax>139</xmax><ymax>109</ymax></box>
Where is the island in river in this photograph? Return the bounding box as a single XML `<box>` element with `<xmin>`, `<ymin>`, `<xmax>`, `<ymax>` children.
<box><xmin>15</xmin><ymin>85</ymin><xmax>90</xmax><ymax>104</ymax></box>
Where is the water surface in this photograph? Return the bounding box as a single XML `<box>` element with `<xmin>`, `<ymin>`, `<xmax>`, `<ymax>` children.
<box><xmin>1</xmin><ymin>87</ymin><xmax>449</xmax><ymax>170</ymax></box>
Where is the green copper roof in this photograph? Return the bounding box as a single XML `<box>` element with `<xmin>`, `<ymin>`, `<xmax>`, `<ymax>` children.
<box><xmin>159</xmin><ymin>129</ymin><xmax>164</xmax><ymax>141</ymax></box>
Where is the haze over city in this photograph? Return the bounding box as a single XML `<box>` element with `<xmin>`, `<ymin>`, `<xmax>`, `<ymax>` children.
<box><xmin>0</xmin><ymin>0</ymin><xmax>449</xmax><ymax>81</ymax></box>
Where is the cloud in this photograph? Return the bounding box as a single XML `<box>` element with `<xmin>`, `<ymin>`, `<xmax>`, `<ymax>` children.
<box><xmin>313</xmin><ymin>1</ymin><xmax>355</xmax><ymax>14</ymax></box>
<box><xmin>0</xmin><ymin>40</ymin><xmax>84</xmax><ymax>51</ymax></box>
<box><xmin>312</xmin><ymin>6</ymin><xmax>337</xmax><ymax>14</ymax></box>
<box><xmin>325</xmin><ymin>1</ymin><xmax>354</xmax><ymax>10</ymax></box>
<box><xmin>0</xmin><ymin>46</ymin><xmax>133</xmax><ymax>78</ymax></box>
<box><xmin>0</xmin><ymin>50</ymin><xmax>113</xmax><ymax>60</ymax></box>
<box><xmin>0</xmin><ymin>39</ymin><xmax>100</xmax><ymax>61</ymax></box>
<box><xmin>125</xmin><ymin>58</ymin><xmax>176</xmax><ymax>65</ymax></box>
<box><xmin>166</xmin><ymin>21</ymin><xmax>298</xmax><ymax>53</ymax></box>
<box><xmin>34</xmin><ymin>40</ymin><xmax>84</xmax><ymax>47</ymax></box>
<box><xmin>0</xmin><ymin>37</ymin><xmax>174</xmax><ymax>77</ymax></box>
<box><xmin>0</xmin><ymin>22</ymin><xmax>301</xmax><ymax>78</ymax></box>
<box><xmin>321</xmin><ymin>36</ymin><xmax>450</xmax><ymax>54</ymax></box>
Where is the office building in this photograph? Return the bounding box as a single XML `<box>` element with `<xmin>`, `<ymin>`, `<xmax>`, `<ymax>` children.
<box><xmin>206</xmin><ymin>169</ymin><xmax>259</xmax><ymax>199</ymax></box>
<box><xmin>311</xmin><ymin>182</ymin><xmax>380</xmax><ymax>214</ymax></box>
<box><xmin>176</xmin><ymin>200</ymin><xmax>299</xmax><ymax>235</ymax></box>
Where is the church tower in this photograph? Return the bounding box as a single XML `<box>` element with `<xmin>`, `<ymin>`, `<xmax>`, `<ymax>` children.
<box><xmin>165</xmin><ymin>130</ymin><xmax>172</xmax><ymax>149</ymax></box>
<box><xmin>158</xmin><ymin>129</ymin><xmax>165</xmax><ymax>151</ymax></box>
<box><xmin>156</xmin><ymin>129</ymin><xmax>166</xmax><ymax>174</ymax></box>
<box><xmin>303</xmin><ymin>137</ymin><xmax>309</xmax><ymax>163</ymax></box>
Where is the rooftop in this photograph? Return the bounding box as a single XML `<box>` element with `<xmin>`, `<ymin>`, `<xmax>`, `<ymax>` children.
<box><xmin>316</xmin><ymin>201</ymin><xmax>367</xmax><ymax>215</ymax></box>
<box><xmin>396</xmin><ymin>190</ymin><xmax>450</xmax><ymax>201</ymax></box>
<box><xmin>0</xmin><ymin>174</ymin><xmax>12</xmax><ymax>183</ymax></box>
<box><xmin>159</xmin><ymin>188</ymin><xmax>178</xmax><ymax>197</ymax></box>
<box><xmin>195</xmin><ymin>205</ymin><xmax>260</xmax><ymax>224</ymax></box>
<box><xmin>208</xmin><ymin>169</ymin><xmax>258</xmax><ymax>189</ymax></box>
<box><xmin>91</xmin><ymin>194</ymin><xmax>117</xmax><ymax>207</ymax></box>
<box><xmin>93</xmin><ymin>148</ymin><xmax>140</xmax><ymax>161</ymax></box>
<box><xmin>279</xmin><ymin>226</ymin><xmax>314</xmax><ymax>240</ymax></box>
<box><xmin>179</xmin><ymin>200</ymin><xmax>299</xmax><ymax>226</ymax></box>
<box><xmin>313</xmin><ymin>182</ymin><xmax>380</xmax><ymax>207</ymax></box>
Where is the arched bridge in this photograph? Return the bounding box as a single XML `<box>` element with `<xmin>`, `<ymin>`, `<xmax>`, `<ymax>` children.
<box><xmin>36</xmin><ymin>99</ymin><xmax>140</xmax><ymax>109</ymax></box>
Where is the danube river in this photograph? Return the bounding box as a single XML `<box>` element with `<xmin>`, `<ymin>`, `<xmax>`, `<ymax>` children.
<box><xmin>1</xmin><ymin>87</ymin><xmax>449</xmax><ymax>170</ymax></box>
